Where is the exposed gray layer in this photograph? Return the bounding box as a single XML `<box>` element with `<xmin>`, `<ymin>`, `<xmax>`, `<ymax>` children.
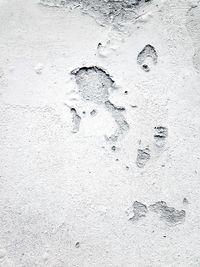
<box><xmin>72</xmin><ymin>66</ymin><xmax>129</xmax><ymax>141</ymax></box>
<box><xmin>154</xmin><ymin>126</ymin><xmax>168</xmax><ymax>147</ymax></box>
<box><xmin>149</xmin><ymin>201</ymin><xmax>186</xmax><ymax>226</ymax></box>
<box><xmin>136</xmin><ymin>148</ymin><xmax>150</xmax><ymax>168</ymax></box>
<box><xmin>90</xmin><ymin>109</ymin><xmax>97</xmax><ymax>117</ymax></box>
<box><xmin>186</xmin><ymin>5</ymin><xmax>200</xmax><ymax>72</ymax></box>
<box><xmin>137</xmin><ymin>44</ymin><xmax>158</xmax><ymax>72</ymax></box>
<box><xmin>127</xmin><ymin>201</ymin><xmax>186</xmax><ymax>226</ymax></box>
<box><xmin>71</xmin><ymin>108</ymin><xmax>81</xmax><ymax>133</ymax></box>
<box><xmin>126</xmin><ymin>201</ymin><xmax>148</xmax><ymax>222</ymax></box>
<box><xmin>39</xmin><ymin>0</ymin><xmax>153</xmax><ymax>27</ymax></box>
<box><xmin>71</xmin><ymin>66</ymin><xmax>114</xmax><ymax>104</ymax></box>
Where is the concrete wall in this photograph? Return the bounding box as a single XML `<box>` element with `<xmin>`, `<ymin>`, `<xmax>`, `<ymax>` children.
<box><xmin>0</xmin><ymin>0</ymin><xmax>200</xmax><ymax>266</ymax></box>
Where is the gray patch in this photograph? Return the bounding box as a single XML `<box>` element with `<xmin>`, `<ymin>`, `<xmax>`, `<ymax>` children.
<box><xmin>193</xmin><ymin>48</ymin><xmax>200</xmax><ymax>72</ymax></box>
<box><xmin>105</xmin><ymin>100</ymin><xmax>129</xmax><ymax>141</ymax></box>
<box><xmin>136</xmin><ymin>148</ymin><xmax>150</xmax><ymax>168</ymax></box>
<box><xmin>71</xmin><ymin>66</ymin><xmax>114</xmax><ymax>104</ymax></box>
<box><xmin>149</xmin><ymin>201</ymin><xmax>186</xmax><ymax>226</ymax></box>
<box><xmin>137</xmin><ymin>44</ymin><xmax>158</xmax><ymax>71</ymax></box>
<box><xmin>186</xmin><ymin>6</ymin><xmax>200</xmax><ymax>73</ymax></box>
<box><xmin>71</xmin><ymin>108</ymin><xmax>81</xmax><ymax>133</ymax></box>
<box><xmin>90</xmin><ymin>109</ymin><xmax>97</xmax><ymax>116</ymax></box>
<box><xmin>39</xmin><ymin>0</ymin><xmax>153</xmax><ymax>28</ymax></box>
<box><xmin>154</xmin><ymin>126</ymin><xmax>168</xmax><ymax>147</ymax></box>
<box><xmin>126</xmin><ymin>201</ymin><xmax>148</xmax><ymax>222</ymax></box>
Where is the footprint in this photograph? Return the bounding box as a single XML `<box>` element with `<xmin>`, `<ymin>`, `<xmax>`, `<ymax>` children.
<box><xmin>137</xmin><ymin>44</ymin><xmax>158</xmax><ymax>72</ymax></box>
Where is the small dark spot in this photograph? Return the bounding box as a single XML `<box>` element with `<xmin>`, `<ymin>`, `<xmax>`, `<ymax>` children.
<box><xmin>163</xmin><ymin>235</ymin><xmax>166</xmax><ymax>238</ymax></box>
<box><xmin>116</xmin><ymin>158</ymin><xmax>119</xmax><ymax>161</ymax></box>
<box><xmin>75</xmin><ymin>242</ymin><xmax>80</xmax><ymax>248</ymax></box>
<box><xmin>112</xmin><ymin>146</ymin><xmax>116</xmax><ymax>151</ymax></box>
<box><xmin>142</xmin><ymin>64</ymin><xmax>150</xmax><ymax>72</ymax></box>
<box><xmin>130</xmin><ymin>105</ymin><xmax>138</xmax><ymax>108</ymax></box>
<box><xmin>126</xmin><ymin>166</ymin><xmax>129</xmax><ymax>170</ymax></box>
<box><xmin>124</xmin><ymin>90</ymin><xmax>128</xmax><ymax>95</ymax></box>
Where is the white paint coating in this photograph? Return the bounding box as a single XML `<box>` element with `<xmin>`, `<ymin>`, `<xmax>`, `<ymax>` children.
<box><xmin>0</xmin><ymin>0</ymin><xmax>200</xmax><ymax>266</ymax></box>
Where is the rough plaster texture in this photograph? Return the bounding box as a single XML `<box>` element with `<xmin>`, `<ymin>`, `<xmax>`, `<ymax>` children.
<box><xmin>0</xmin><ymin>0</ymin><xmax>200</xmax><ymax>266</ymax></box>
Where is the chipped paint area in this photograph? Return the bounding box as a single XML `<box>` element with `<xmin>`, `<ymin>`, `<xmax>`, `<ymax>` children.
<box><xmin>127</xmin><ymin>201</ymin><xmax>186</xmax><ymax>226</ymax></box>
<box><xmin>0</xmin><ymin>0</ymin><xmax>200</xmax><ymax>266</ymax></box>
<box><xmin>39</xmin><ymin>0</ymin><xmax>157</xmax><ymax>29</ymax></box>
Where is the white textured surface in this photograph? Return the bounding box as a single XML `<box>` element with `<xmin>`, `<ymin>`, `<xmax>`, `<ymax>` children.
<box><xmin>0</xmin><ymin>0</ymin><xmax>200</xmax><ymax>266</ymax></box>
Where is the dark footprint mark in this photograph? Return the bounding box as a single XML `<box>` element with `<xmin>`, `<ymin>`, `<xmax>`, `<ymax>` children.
<box><xmin>136</xmin><ymin>148</ymin><xmax>150</xmax><ymax>168</ymax></box>
<box><xmin>154</xmin><ymin>126</ymin><xmax>168</xmax><ymax>147</ymax></box>
<box><xmin>149</xmin><ymin>201</ymin><xmax>186</xmax><ymax>226</ymax></box>
<box><xmin>126</xmin><ymin>201</ymin><xmax>148</xmax><ymax>222</ymax></box>
<box><xmin>71</xmin><ymin>66</ymin><xmax>129</xmax><ymax>140</ymax></box>
<box><xmin>71</xmin><ymin>108</ymin><xmax>81</xmax><ymax>133</ymax></box>
<box><xmin>137</xmin><ymin>44</ymin><xmax>158</xmax><ymax>72</ymax></box>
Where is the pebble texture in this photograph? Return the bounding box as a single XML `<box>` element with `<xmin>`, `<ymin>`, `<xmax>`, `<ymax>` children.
<box><xmin>0</xmin><ymin>0</ymin><xmax>200</xmax><ymax>266</ymax></box>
